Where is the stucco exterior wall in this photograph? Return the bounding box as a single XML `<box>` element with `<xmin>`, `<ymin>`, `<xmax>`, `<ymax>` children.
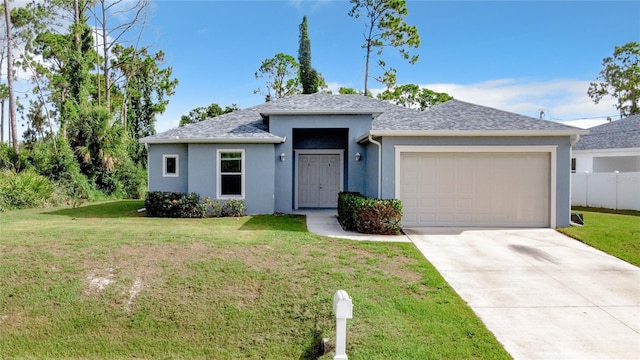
<box><xmin>268</xmin><ymin>114</ymin><xmax>372</xmax><ymax>213</ymax></box>
<box><xmin>364</xmin><ymin>142</ymin><xmax>380</xmax><ymax>199</ymax></box>
<box><xmin>148</xmin><ymin>144</ymin><xmax>189</xmax><ymax>193</ymax></box>
<box><xmin>377</xmin><ymin>136</ymin><xmax>574</xmax><ymax>228</ymax></box>
<box><xmin>148</xmin><ymin>143</ymin><xmax>275</xmax><ymax>215</ymax></box>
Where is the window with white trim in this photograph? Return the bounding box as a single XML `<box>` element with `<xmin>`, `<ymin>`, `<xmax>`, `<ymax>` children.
<box><xmin>218</xmin><ymin>150</ymin><xmax>244</xmax><ymax>197</ymax></box>
<box><xmin>163</xmin><ymin>155</ymin><xmax>179</xmax><ymax>177</ymax></box>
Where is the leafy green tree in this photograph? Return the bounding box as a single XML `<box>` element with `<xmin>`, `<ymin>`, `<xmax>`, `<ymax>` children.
<box><xmin>348</xmin><ymin>0</ymin><xmax>420</xmax><ymax>96</ymax></box>
<box><xmin>378</xmin><ymin>84</ymin><xmax>452</xmax><ymax>110</ymax></box>
<box><xmin>21</xmin><ymin>100</ymin><xmax>50</xmax><ymax>144</ymax></box>
<box><xmin>180</xmin><ymin>103</ymin><xmax>238</xmax><ymax>127</ymax></box>
<box><xmin>588</xmin><ymin>41</ymin><xmax>640</xmax><ymax>118</ymax></box>
<box><xmin>338</xmin><ymin>87</ymin><xmax>362</xmax><ymax>95</ymax></box>
<box><xmin>298</xmin><ymin>15</ymin><xmax>319</xmax><ymax>94</ymax></box>
<box><xmin>71</xmin><ymin>106</ymin><xmax>126</xmax><ymax>188</ymax></box>
<box><xmin>112</xmin><ymin>45</ymin><xmax>178</xmax><ymax>165</ymax></box>
<box><xmin>90</xmin><ymin>0</ymin><xmax>150</xmax><ymax>113</ymax></box>
<box><xmin>254</xmin><ymin>53</ymin><xmax>301</xmax><ymax>101</ymax></box>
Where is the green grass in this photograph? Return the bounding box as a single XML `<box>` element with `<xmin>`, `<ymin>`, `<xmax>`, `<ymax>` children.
<box><xmin>0</xmin><ymin>201</ymin><xmax>511</xmax><ymax>359</ymax></box>
<box><xmin>559</xmin><ymin>208</ymin><xmax>640</xmax><ymax>267</ymax></box>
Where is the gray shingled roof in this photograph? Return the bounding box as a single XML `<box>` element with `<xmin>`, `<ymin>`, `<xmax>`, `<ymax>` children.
<box><xmin>572</xmin><ymin>114</ymin><xmax>640</xmax><ymax>150</ymax></box>
<box><xmin>258</xmin><ymin>93</ymin><xmax>388</xmax><ymax>113</ymax></box>
<box><xmin>140</xmin><ymin>93</ymin><xmax>585</xmax><ymax>144</ymax></box>
<box><xmin>374</xmin><ymin>99</ymin><xmax>586</xmax><ymax>131</ymax></box>
<box><xmin>139</xmin><ymin>107</ymin><xmax>283</xmax><ymax>143</ymax></box>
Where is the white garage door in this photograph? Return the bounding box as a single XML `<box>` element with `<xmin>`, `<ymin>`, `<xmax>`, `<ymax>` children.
<box><xmin>400</xmin><ymin>152</ymin><xmax>550</xmax><ymax>227</ymax></box>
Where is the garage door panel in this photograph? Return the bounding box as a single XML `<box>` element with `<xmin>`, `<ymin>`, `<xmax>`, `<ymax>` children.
<box><xmin>400</xmin><ymin>152</ymin><xmax>550</xmax><ymax>227</ymax></box>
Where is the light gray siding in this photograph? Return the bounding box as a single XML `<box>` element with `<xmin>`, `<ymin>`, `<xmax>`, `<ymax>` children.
<box><xmin>364</xmin><ymin>142</ymin><xmax>380</xmax><ymax>198</ymax></box>
<box><xmin>148</xmin><ymin>144</ymin><xmax>188</xmax><ymax>193</ymax></box>
<box><xmin>187</xmin><ymin>143</ymin><xmax>275</xmax><ymax>215</ymax></box>
<box><xmin>148</xmin><ymin>143</ymin><xmax>275</xmax><ymax>215</ymax></box>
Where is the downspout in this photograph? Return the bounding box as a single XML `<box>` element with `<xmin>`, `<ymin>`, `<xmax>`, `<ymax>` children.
<box><xmin>368</xmin><ymin>135</ymin><xmax>382</xmax><ymax>198</ymax></box>
<box><xmin>570</xmin><ymin>134</ymin><xmax>580</xmax><ymax>147</ymax></box>
<box><xmin>569</xmin><ymin>135</ymin><xmax>582</xmax><ymax>226</ymax></box>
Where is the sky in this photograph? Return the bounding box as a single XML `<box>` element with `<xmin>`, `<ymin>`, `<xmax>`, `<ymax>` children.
<box><xmin>5</xmin><ymin>0</ymin><xmax>640</xmax><ymax>138</ymax></box>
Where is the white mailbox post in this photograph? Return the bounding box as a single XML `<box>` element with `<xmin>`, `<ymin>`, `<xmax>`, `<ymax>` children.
<box><xmin>333</xmin><ymin>290</ymin><xmax>353</xmax><ymax>360</ymax></box>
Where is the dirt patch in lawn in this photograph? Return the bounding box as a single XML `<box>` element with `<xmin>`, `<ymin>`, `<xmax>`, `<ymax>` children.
<box><xmin>77</xmin><ymin>239</ymin><xmax>426</xmax><ymax>311</ymax></box>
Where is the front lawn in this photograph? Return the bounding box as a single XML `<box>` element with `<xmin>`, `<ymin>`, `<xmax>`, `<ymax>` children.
<box><xmin>559</xmin><ymin>208</ymin><xmax>640</xmax><ymax>267</ymax></box>
<box><xmin>0</xmin><ymin>201</ymin><xmax>510</xmax><ymax>359</ymax></box>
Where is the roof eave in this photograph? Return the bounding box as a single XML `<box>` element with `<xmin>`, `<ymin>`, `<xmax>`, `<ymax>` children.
<box><xmin>356</xmin><ymin>129</ymin><xmax>590</xmax><ymax>143</ymax></box>
<box><xmin>139</xmin><ymin>136</ymin><xmax>285</xmax><ymax>144</ymax></box>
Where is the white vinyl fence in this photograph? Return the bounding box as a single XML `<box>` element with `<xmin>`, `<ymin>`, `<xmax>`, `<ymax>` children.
<box><xmin>572</xmin><ymin>172</ymin><xmax>640</xmax><ymax>211</ymax></box>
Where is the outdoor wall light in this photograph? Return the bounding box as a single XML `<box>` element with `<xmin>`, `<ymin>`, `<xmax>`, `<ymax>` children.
<box><xmin>280</xmin><ymin>153</ymin><xmax>286</xmax><ymax>162</ymax></box>
<box><xmin>355</xmin><ymin>152</ymin><xmax>361</xmax><ymax>161</ymax></box>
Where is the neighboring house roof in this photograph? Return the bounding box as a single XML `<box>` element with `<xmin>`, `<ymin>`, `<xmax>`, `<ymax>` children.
<box><xmin>572</xmin><ymin>114</ymin><xmax>640</xmax><ymax>151</ymax></box>
<box><xmin>140</xmin><ymin>93</ymin><xmax>586</xmax><ymax>144</ymax></box>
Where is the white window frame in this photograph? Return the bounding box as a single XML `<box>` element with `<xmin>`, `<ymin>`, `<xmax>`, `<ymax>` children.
<box><xmin>162</xmin><ymin>154</ymin><xmax>179</xmax><ymax>177</ymax></box>
<box><xmin>217</xmin><ymin>149</ymin><xmax>245</xmax><ymax>199</ymax></box>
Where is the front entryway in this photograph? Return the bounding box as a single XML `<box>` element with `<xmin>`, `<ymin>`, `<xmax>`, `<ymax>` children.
<box><xmin>297</xmin><ymin>153</ymin><xmax>342</xmax><ymax>208</ymax></box>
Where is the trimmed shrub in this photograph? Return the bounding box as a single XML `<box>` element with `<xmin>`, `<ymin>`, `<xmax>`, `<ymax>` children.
<box><xmin>355</xmin><ymin>198</ymin><xmax>403</xmax><ymax>235</ymax></box>
<box><xmin>205</xmin><ymin>198</ymin><xmax>246</xmax><ymax>217</ymax></box>
<box><xmin>337</xmin><ymin>191</ymin><xmax>403</xmax><ymax>235</ymax></box>
<box><xmin>0</xmin><ymin>169</ymin><xmax>55</xmax><ymax>211</ymax></box>
<box><xmin>145</xmin><ymin>191</ymin><xmax>206</xmax><ymax>218</ymax></box>
<box><xmin>337</xmin><ymin>192</ymin><xmax>366</xmax><ymax>230</ymax></box>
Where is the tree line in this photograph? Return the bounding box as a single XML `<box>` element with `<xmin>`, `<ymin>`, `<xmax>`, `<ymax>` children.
<box><xmin>1</xmin><ymin>0</ymin><xmax>176</xmax><ymax>208</ymax></box>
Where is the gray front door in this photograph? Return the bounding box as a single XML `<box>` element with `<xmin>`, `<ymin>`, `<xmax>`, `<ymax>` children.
<box><xmin>298</xmin><ymin>154</ymin><xmax>341</xmax><ymax>208</ymax></box>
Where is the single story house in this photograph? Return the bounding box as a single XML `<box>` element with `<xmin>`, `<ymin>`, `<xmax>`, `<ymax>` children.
<box><xmin>572</xmin><ymin>115</ymin><xmax>640</xmax><ymax>173</ymax></box>
<box><xmin>140</xmin><ymin>93</ymin><xmax>587</xmax><ymax>228</ymax></box>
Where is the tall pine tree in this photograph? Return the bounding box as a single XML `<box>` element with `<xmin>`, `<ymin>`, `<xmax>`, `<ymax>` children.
<box><xmin>298</xmin><ymin>16</ymin><xmax>318</xmax><ymax>94</ymax></box>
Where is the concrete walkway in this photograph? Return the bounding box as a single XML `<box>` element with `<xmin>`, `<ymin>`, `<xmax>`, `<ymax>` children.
<box><xmin>301</xmin><ymin>211</ymin><xmax>640</xmax><ymax>359</ymax></box>
<box><xmin>298</xmin><ymin>209</ymin><xmax>411</xmax><ymax>242</ymax></box>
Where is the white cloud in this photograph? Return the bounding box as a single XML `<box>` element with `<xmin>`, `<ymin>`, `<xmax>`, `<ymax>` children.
<box><xmin>366</xmin><ymin>78</ymin><xmax>619</xmax><ymax>129</ymax></box>
<box><xmin>420</xmin><ymin>78</ymin><xmax>619</xmax><ymax>122</ymax></box>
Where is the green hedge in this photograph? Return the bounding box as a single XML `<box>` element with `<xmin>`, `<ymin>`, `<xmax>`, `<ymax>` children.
<box><xmin>205</xmin><ymin>198</ymin><xmax>246</xmax><ymax>217</ymax></box>
<box><xmin>337</xmin><ymin>192</ymin><xmax>366</xmax><ymax>230</ymax></box>
<box><xmin>145</xmin><ymin>191</ymin><xmax>207</xmax><ymax>218</ymax></box>
<box><xmin>337</xmin><ymin>192</ymin><xmax>403</xmax><ymax>235</ymax></box>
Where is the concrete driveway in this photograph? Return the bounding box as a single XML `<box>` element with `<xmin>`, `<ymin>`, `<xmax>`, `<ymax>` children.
<box><xmin>405</xmin><ymin>228</ymin><xmax>640</xmax><ymax>360</ymax></box>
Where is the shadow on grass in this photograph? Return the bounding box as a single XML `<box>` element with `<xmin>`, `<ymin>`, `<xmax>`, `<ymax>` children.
<box><xmin>45</xmin><ymin>200</ymin><xmax>145</xmax><ymax>218</ymax></box>
<box><xmin>239</xmin><ymin>214</ymin><xmax>308</xmax><ymax>232</ymax></box>
<box><xmin>299</xmin><ymin>329</ymin><xmax>328</xmax><ymax>360</ymax></box>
